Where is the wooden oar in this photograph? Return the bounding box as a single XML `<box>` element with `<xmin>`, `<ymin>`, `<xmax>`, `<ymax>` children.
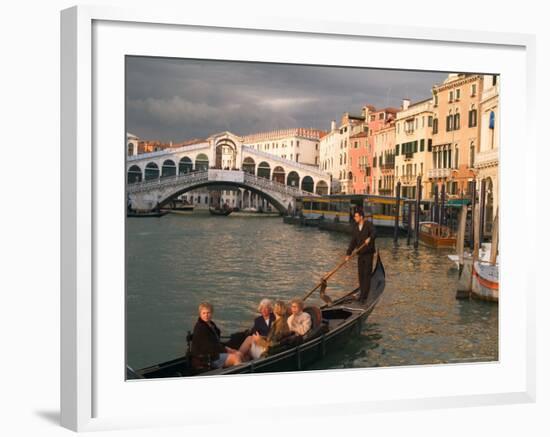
<box><xmin>302</xmin><ymin>238</ymin><xmax>370</xmax><ymax>302</ymax></box>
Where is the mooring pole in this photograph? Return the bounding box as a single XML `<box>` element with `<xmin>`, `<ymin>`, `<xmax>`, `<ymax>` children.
<box><xmin>479</xmin><ymin>179</ymin><xmax>486</xmax><ymax>248</ymax></box>
<box><xmin>469</xmin><ymin>180</ymin><xmax>476</xmax><ymax>250</ymax></box>
<box><xmin>433</xmin><ymin>184</ymin><xmax>439</xmax><ymax>223</ymax></box>
<box><xmin>439</xmin><ymin>183</ymin><xmax>446</xmax><ymax>226</ymax></box>
<box><xmin>407</xmin><ymin>200</ymin><xmax>412</xmax><ymax>245</ymax></box>
<box><xmin>394</xmin><ymin>181</ymin><xmax>401</xmax><ymax>245</ymax></box>
<box><xmin>414</xmin><ymin>176</ymin><xmax>421</xmax><ymax>249</ymax></box>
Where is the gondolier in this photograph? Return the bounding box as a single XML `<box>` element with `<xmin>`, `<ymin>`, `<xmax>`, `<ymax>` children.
<box><xmin>346</xmin><ymin>210</ymin><xmax>376</xmax><ymax>303</ymax></box>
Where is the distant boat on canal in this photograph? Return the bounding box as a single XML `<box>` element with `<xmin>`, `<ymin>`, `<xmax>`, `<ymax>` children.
<box><xmin>167</xmin><ymin>199</ymin><xmax>195</xmax><ymax>212</ymax></box>
<box><xmin>127</xmin><ymin>210</ymin><xmax>169</xmax><ymax>218</ymax></box>
<box><xmin>418</xmin><ymin>221</ymin><xmax>456</xmax><ymax>248</ymax></box>
<box><xmin>209</xmin><ymin>205</ymin><xmax>233</xmax><ymax>216</ymax></box>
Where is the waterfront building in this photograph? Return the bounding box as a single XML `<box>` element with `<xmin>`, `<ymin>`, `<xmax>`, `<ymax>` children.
<box><xmin>394</xmin><ymin>98</ymin><xmax>434</xmax><ymax>199</ymax></box>
<box><xmin>368</xmin><ymin>108</ymin><xmax>397</xmax><ymax>196</ymax></box>
<box><xmin>430</xmin><ymin>73</ymin><xmax>484</xmax><ymax>199</ymax></box>
<box><xmin>475</xmin><ymin>74</ymin><xmax>500</xmax><ymax>233</ymax></box>
<box><xmin>348</xmin><ymin>131</ymin><xmax>369</xmax><ymax>194</ymax></box>
<box><xmin>320</xmin><ymin>110</ymin><xmax>371</xmax><ymax>194</ymax></box>
<box><xmin>241</xmin><ymin>128</ymin><xmax>325</xmax><ymax>167</ymax></box>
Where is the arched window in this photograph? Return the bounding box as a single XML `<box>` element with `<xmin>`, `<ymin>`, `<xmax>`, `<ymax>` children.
<box><xmin>195</xmin><ymin>154</ymin><xmax>209</xmax><ymax>171</ymax></box>
<box><xmin>127</xmin><ymin>165</ymin><xmax>142</xmax><ymax>184</ymax></box>
<box><xmin>242</xmin><ymin>157</ymin><xmax>256</xmax><ymax>174</ymax></box>
<box><xmin>144</xmin><ymin>162</ymin><xmax>159</xmax><ymax>180</ymax></box>
<box><xmin>179</xmin><ymin>156</ymin><xmax>193</xmax><ymax>174</ymax></box>
<box><xmin>315</xmin><ymin>180</ymin><xmax>329</xmax><ymax>195</ymax></box>
<box><xmin>301</xmin><ymin>176</ymin><xmax>314</xmax><ymax>193</ymax></box>
<box><xmin>127</xmin><ymin>143</ymin><xmax>134</xmax><ymax>156</ymax></box>
<box><xmin>161</xmin><ymin>159</ymin><xmax>176</xmax><ymax>178</ymax></box>
<box><xmin>272</xmin><ymin>166</ymin><xmax>285</xmax><ymax>184</ymax></box>
<box><xmin>287</xmin><ymin>171</ymin><xmax>300</xmax><ymax>187</ymax></box>
<box><xmin>257</xmin><ymin>161</ymin><xmax>271</xmax><ymax>179</ymax></box>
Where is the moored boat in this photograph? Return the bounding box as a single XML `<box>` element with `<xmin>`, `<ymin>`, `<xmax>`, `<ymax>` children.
<box><xmin>418</xmin><ymin>221</ymin><xmax>456</xmax><ymax>248</ymax></box>
<box><xmin>471</xmin><ymin>260</ymin><xmax>499</xmax><ymax>302</ymax></box>
<box><xmin>209</xmin><ymin>206</ymin><xmax>233</xmax><ymax>216</ymax></box>
<box><xmin>129</xmin><ymin>253</ymin><xmax>386</xmax><ymax>379</ymax></box>
<box><xmin>127</xmin><ymin>210</ymin><xmax>169</xmax><ymax>218</ymax></box>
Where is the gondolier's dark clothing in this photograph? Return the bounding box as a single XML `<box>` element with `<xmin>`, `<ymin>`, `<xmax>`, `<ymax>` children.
<box><xmin>251</xmin><ymin>313</ymin><xmax>276</xmax><ymax>337</ymax></box>
<box><xmin>347</xmin><ymin>221</ymin><xmax>376</xmax><ymax>303</ymax></box>
<box><xmin>190</xmin><ymin>318</ymin><xmax>226</xmax><ymax>364</ymax></box>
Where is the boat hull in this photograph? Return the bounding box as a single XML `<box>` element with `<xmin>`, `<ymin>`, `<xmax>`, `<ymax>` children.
<box><xmin>471</xmin><ymin>261</ymin><xmax>499</xmax><ymax>302</ymax></box>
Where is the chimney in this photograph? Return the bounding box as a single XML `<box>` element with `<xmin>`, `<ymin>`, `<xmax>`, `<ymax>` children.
<box><xmin>402</xmin><ymin>99</ymin><xmax>411</xmax><ymax>110</ymax></box>
<box><xmin>331</xmin><ymin>120</ymin><xmax>337</xmax><ymax>131</ymax></box>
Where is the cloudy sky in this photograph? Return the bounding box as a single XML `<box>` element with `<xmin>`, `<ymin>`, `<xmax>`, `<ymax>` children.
<box><xmin>126</xmin><ymin>56</ymin><xmax>449</xmax><ymax>142</ymax></box>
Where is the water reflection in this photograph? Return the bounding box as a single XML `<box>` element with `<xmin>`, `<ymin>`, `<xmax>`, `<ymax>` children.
<box><xmin>126</xmin><ymin>212</ymin><xmax>498</xmax><ymax>370</ymax></box>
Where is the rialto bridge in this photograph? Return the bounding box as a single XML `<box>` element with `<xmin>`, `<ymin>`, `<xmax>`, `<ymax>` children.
<box><xmin>126</xmin><ymin>132</ymin><xmax>331</xmax><ymax>212</ymax></box>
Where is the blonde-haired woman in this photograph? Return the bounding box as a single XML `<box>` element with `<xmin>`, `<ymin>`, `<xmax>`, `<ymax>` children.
<box><xmin>190</xmin><ymin>302</ymin><xmax>242</xmax><ymax>369</ymax></box>
<box><xmin>239</xmin><ymin>300</ymin><xmax>291</xmax><ymax>360</ymax></box>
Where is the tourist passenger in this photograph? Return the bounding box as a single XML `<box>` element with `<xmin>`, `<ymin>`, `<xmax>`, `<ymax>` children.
<box><xmin>250</xmin><ymin>298</ymin><xmax>275</xmax><ymax>337</ymax></box>
<box><xmin>239</xmin><ymin>300</ymin><xmax>291</xmax><ymax>360</ymax></box>
<box><xmin>287</xmin><ymin>298</ymin><xmax>312</xmax><ymax>336</ymax></box>
<box><xmin>190</xmin><ymin>302</ymin><xmax>242</xmax><ymax>369</ymax></box>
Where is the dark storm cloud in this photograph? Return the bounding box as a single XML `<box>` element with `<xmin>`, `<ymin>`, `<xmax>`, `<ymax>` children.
<box><xmin>126</xmin><ymin>56</ymin><xmax>448</xmax><ymax>142</ymax></box>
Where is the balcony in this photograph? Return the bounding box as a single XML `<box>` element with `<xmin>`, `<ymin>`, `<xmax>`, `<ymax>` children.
<box><xmin>381</xmin><ymin>163</ymin><xmax>394</xmax><ymax>170</ymax></box>
<box><xmin>400</xmin><ymin>175</ymin><xmax>416</xmax><ymax>185</ymax></box>
<box><xmin>379</xmin><ymin>188</ymin><xmax>393</xmax><ymax>195</ymax></box>
<box><xmin>404</xmin><ymin>152</ymin><xmax>414</xmax><ymax>160</ymax></box>
<box><xmin>427</xmin><ymin>168</ymin><xmax>451</xmax><ymax>179</ymax></box>
<box><xmin>474</xmin><ymin>148</ymin><xmax>499</xmax><ymax>169</ymax></box>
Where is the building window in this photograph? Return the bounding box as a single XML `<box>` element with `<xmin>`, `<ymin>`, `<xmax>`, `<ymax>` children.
<box><xmin>454</xmin><ymin>113</ymin><xmax>460</xmax><ymax>130</ymax></box>
<box><xmin>455</xmin><ymin>148</ymin><xmax>459</xmax><ymax>169</ymax></box>
<box><xmin>456</xmin><ymin>89</ymin><xmax>461</xmax><ymax>100</ymax></box>
<box><xmin>433</xmin><ymin>118</ymin><xmax>438</xmax><ymax>134</ymax></box>
<box><xmin>395</xmin><ymin>144</ymin><xmax>400</xmax><ymax>156</ymax></box>
<box><xmin>354</xmin><ymin>141</ymin><xmax>358</xmax><ymax>148</ymax></box>
<box><xmin>468</xmin><ymin>109</ymin><xmax>478</xmax><ymax>127</ymax></box>
<box><xmin>420</xmin><ymin>139</ymin><xmax>425</xmax><ymax>152</ymax></box>
<box><xmin>470</xmin><ymin>143</ymin><xmax>475</xmax><ymax>168</ymax></box>
<box><xmin>296</xmin><ymin>141</ymin><xmax>300</xmax><ymax>147</ymax></box>
<box><xmin>446</xmin><ymin>115</ymin><xmax>454</xmax><ymax>131</ymax></box>
<box><xmin>428</xmin><ymin>116</ymin><xmax>433</xmax><ymax>127</ymax></box>
<box><xmin>492</xmin><ymin>75</ymin><xmax>497</xmax><ymax>86</ymax></box>
<box><xmin>448</xmin><ymin>91</ymin><xmax>454</xmax><ymax>102</ymax></box>
<box><xmin>471</xmin><ymin>84</ymin><xmax>477</xmax><ymax>96</ymax></box>
<box><xmin>434</xmin><ymin>94</ymin><xmax>438</xmax><ymax>106</ymax></box>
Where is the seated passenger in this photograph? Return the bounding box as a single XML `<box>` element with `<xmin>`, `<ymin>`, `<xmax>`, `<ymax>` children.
<box><xmin>239</xmin><ymin>300</ymin><xmax>291</xmax><ymax>360</ymax></box>
<box><xmin>190</xmin><ymin>302</ymin><xmax>242</xmax><ymax>369</ymax></box>
<box><xmin>250</xmin><ymin>298</ymin><xmax>275</xmax><ymax>337</ymax></box>
<box><xmin>287</xmin><ymin>298</ymin><xmax>312</xmax><ymax>336</ymax></box>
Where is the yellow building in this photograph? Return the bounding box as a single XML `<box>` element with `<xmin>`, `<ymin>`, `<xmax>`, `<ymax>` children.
<box><xmin>430</xmin><ymin>73</ymin><xmax>483</xmax><ymax>199</ymax></box>
<box><xmin>475</xmin><ymin>75</ymin><xmax>500</xmax><ymax>232</ymax></box>
<box><xmin>394</xmin><ymin>98</ymin><xmax>434</xmax><ymax>199</ymax></box>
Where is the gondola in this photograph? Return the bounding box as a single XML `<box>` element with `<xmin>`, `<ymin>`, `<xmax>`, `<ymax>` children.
<box><xmin>209</xmin><ymin>207</ymin><xmax>233</xmax><ymax>216</ymax></box>
<box><xmin>127</xmin><ymin>210</ymin><xmax>169</xmax><ymax>218</ymax></box>
<box><xmin>128</xmin><ymin>252</ymin><xmax>385</xmax><ymax>379</ymax></box>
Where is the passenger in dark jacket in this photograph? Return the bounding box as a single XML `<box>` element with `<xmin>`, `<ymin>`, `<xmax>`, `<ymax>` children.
<box><xmin>250</xmin><ymin>298</ymin><xmax>275</xmax><ymax>337</ymax></box>
<box><xmin>190</xmin><ymin>302</ymin><xmax>242</xmax><ymax>369</ymax></box>
<box><xmin>345</xmin><ymin>210</ymin><xmax>376</xmax><ymax>303</ymax></box>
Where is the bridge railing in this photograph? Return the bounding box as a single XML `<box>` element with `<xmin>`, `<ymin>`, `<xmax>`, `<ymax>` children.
<box><xmin>243</xmin><ymin>172</ymin><xmax>315</xmax><ymax>197</ymax></box>
<box><xmin>126</xmin><ymin>169</ymin><xmax>318</xmax><ymax>197</ymax></box>
<box><xmin>126</xmin><ymin>170</ymin><xmax>209</xmax><ymax>193</ymax></box>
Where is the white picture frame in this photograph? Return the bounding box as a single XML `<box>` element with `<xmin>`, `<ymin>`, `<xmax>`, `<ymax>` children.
<box><xmin>60</xmin><ymin>5</ymin><xmax>536</xmax><ymax>432</ymax></box>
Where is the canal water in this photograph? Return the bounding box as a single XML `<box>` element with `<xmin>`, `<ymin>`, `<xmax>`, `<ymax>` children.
<box><xmin>126</xmin><ymin>212</ymin><xmax>498</xmax><ymax>372</ymax></box>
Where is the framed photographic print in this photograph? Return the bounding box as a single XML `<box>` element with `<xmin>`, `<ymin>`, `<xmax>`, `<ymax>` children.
<box><xmin>61</xmin><ymin>5</ymin><xmax>536</xmax><ymax>432</ymax></box>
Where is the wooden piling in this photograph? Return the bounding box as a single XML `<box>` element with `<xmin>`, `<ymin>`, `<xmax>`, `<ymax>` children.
<box><xmin>414</xmin><ymin>176</ymin><xmax>421</xmax><ymax>249</ymax></box>
<box><xmin>490</xmin><ymin>207</ymin><xmax>499</xmax><ymax>265</ymax></box>
<box><xmin>433</xmin><ymin>184</ymin><xmax>439</xmax><ymax>223</ymax></box>
<box><xmin>394</xmin><ymin>182</ymin><xmax>401</xmax><ymax>244</ymax></box>
<box><xmin>407</xmin><ymin>201</ymin><xmax>412</xmax><ymax>245</ymax></box>
<box><xmin>469</xmin><ymin>180</ymin><xmax>476</xmax><ymax>250</ymax></box>
<box><xmin>455</xmin><ymin>204</ymin><xmax>470</xmax><ymax>299</ymax></box>
<box><xmin>479</xmin><ymin>179</ymin><xmax>486</xmax><ymax>247</ymax></box>
<box><xmin>439</xmin><ymin>184</ymin><xmax>446</xmax><ymax>226</ymax></box>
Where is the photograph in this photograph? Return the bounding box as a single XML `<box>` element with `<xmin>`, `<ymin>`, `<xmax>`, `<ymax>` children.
<box><xmin>124</xmin><ymin>56</ymin><xmax>500</xmax><ymax>379</ymax></box>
